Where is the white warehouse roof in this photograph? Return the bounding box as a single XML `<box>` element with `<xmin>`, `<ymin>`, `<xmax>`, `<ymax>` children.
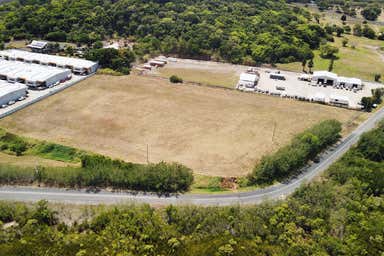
<box><xmin>0</xmin><ymin>49</ymin><xmax>97</xmax><ymax>70</ymax></box>
<box><xmin>0</xmin><ymin>81</ymin><xmax>27</xmax><ymax>98</ymax></box>
<box><xmin>239</xmin><ymin>72</ymin><xmax>259</xmax><ymax>82</ymax></box>
<box><xmin>337</xmin><ymin>76</ymin><xmax>362</xmax><ymax>85</ymax></box>
<box><xmin>313</xmin><ymin>71</ymin><xmax>338</xmax><ymax>79</ymax></box>
<box><xmin>0</xmin><ymin>59</ymin><xmax>70</xmax><ymax>82</ymax></box>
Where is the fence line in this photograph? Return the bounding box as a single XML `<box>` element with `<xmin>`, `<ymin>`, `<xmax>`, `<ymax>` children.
<box><xmin>0</xmin><ymin>74</ymin><xmax>94</xmax><ymax>120</ymax></box>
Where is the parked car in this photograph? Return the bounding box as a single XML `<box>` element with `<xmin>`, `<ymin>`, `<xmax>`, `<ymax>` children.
<box><xmin>8</xmin><ymin>100</ymin><xmax>15</xmax><ymax>105</ymax></box>
<box><xmin>1</xmin><ymin>104</ymin><xmax>7</xmax><ymax>108</ymax></box>
<box><xmin>17</xmin><ymin>96</ymin><xmax>26</xmax><ymax>101</ymax></box>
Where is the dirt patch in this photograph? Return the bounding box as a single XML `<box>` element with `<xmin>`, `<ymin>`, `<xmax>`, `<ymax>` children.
<box><xmin>0</xmin><ymin>74</ymin><xmax>361</xmax><ymax>177</ymax></box>
<box><xmin>155</xmin><ymin>58</ymin><xmax>247</xmax><ymax>88</ymax></box>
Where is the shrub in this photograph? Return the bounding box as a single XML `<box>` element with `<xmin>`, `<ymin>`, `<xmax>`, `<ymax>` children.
<box><xmin>170</xmin><ymin>75</ymin><xmax>183</xmax><ymax>84</ymax></box>
<box><xmin>248</xmin><ymin>120</ymin><xmax>342</xmax><ymax>185</ymax></box>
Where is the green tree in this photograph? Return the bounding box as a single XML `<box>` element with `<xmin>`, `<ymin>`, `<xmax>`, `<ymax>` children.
<box><xmin>319</xmin><ymin>44</ymin><xmax>339</xmax><ymax>59</ymax></box>
<box><xmin>361</xmin><ymin>6</ymin><xmax>382</xmax><ymax>21</ymax></box>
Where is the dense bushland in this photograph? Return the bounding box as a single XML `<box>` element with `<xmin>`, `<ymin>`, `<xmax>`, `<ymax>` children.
<box><xmin>249</xmin><ymin>119</ymin><xmax>342</xmax><ymax>185</ymax></box>
<box><xmin>0</xmin><ymin>121</ymin><xmax>383</xmax><ymax>255</ymax></box>
<box><xmin>0</xmin><ymin>0</ymin><xmax>322</xmax><ymax>65</ymax></box>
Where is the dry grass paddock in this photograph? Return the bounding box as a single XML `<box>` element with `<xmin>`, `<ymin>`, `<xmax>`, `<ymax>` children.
<box><xmin>0</xmin><ymin>75</ymin><xmax>365</xmax><ymax>177</ymax></box>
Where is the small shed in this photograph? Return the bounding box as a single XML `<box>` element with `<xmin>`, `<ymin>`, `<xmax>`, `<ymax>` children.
<box><xmin>237</xmin><ymin>72</ymin><xmax>259</xmax><ymax>90</ymax></box>
<box><xmin>149</xmin><ymin>60</ymin><xmax>166</xmax><ymax>67</ymax></box>
<box><xmin>27</xmin><ymin>40</ymin><xmax>49</xmax><ymax>53</ymax></box>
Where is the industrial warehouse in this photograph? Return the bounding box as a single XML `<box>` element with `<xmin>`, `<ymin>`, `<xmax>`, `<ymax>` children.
<box><xmin>0</xmin><ymin>59</ymin><xmax>71</xmax><ymax>88</ymax></box>
<box><xmin>0</xmin><ymin>49</ymin><xmax>98</xmax><ymax>75</ymax></box>
<box><xmin>0</xmin><ymin>50</ymin><xmax>96</xmax><ymax>117</ymax></box>
<box><xmin>0</xmin><ymin>80</ymin><xmax>27</xmax><ymax>107</ymax></box>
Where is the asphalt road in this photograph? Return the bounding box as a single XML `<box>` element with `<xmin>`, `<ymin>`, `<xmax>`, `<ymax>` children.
<box><xmin>1</xmin><ymin>106</ymin><xmax>384</xmax><ymax>206</ymax></box>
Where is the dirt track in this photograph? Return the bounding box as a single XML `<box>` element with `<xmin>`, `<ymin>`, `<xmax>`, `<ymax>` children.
<box><xmin>0</xmin><ymin>75</ymin><xmax>362</xmax><ymax>176</ymax></box>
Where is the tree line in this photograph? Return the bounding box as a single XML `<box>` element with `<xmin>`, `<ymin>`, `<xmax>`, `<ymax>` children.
<box><xmin>0</xmin><ymin>120</ymin><xmax>383</xmax><ymax>255</ymax></box>
<box><xmin>248</xmin><ymin>120</ymin><xmax>342</xmax><ymax>185</ymax></box>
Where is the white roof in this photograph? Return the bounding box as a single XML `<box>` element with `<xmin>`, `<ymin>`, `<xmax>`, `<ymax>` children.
<box><xmin>299</xmin><ymin>74</ymin><xmax>311</xmax><ymax>79</ymax></box>
<box><xmin>337</xmin><ymin>77</ymin><xmax>362</xmax><ymax>85</ymax></box>
<box><xmin>313</xmin><ymin>92</ymin><xmax>326</xmax><ymax>99</ymax></box>
<box><xmin>330</xmin><ymin>94</ymin><xmax>349</xmax><ymax>101</ymax></box>
<box><xmin>240</xmin><ymin>73</ymin><xmax>259</xmax><ymax>82</ymax></box>
<box><xmin>0</xmin><ymin>81</ymin><xmax>27</xmax><ymax>98</ymax></box>
<box><xmin>0</xmin><ymin>59</ymin><xmax>70</xmax><ymax>82</ymax></box>
<box><xmin>103</xmin><ymin>42</ymin><xmax>119</xmax><ymax>50</ymax></box>
<box><xmin>313</xmin><ymin>71</ymin><xmax>338</xmax><ymax>79</ymax></box>
<box><xmin>27</xmin><ymin>40</ymin><xmax>48</xmax><ymax>49</ymax></box>
<box><xmin>149</xmin><ymin>60</ymin><xmax>165</xmax><ymax>65</ymax></box>
<box><xmin>0</xmin><ymin>49</ymin><xmax>97</xmax><ymax>69</ymax></box>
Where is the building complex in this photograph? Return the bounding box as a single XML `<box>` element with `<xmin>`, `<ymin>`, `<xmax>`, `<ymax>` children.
<box><xmin>0</xmin><ymin>49</ymin><xmax>98</xmax><ymax>75</ymax></box>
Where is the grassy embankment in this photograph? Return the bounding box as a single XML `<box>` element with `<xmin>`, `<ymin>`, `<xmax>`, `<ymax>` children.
<box><xmin>278</xmin><ymin>35</ymin><xmax>384</xmax><ymax>81</ymax></box>
<box><xmin>0</xmin><ymin>128</ymin><xmax>194</xmax><ymax>193</ymax></box>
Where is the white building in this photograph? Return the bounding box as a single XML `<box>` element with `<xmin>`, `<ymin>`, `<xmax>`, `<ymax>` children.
<box><xmin>312</xmin><ymin>71</ymin><xmax>338</xmax><ymax>86</ymax></box>
<box><xmin>0</xmin><ymin>49</ymin><xmax>98</xmax><ymax>75</ymax></box>
<box><xmin>27</xmin><ymin>40</ymin><xmax>49</xmax><ymax>53</ymax></box>
<box><xmin>312</xmin><ymin>71</ymin><xmax>363</xmax><ymax>90</ymax></box>
<box><xmin>0</xmin><ymin>81</ymin><xmax>27</xmax><ymax>106</ymax></box>
<box><xmin>336</xmin><ymin>77</ymin><xmax>362</xmax><ymax>90</ymax></box>
<box><xmin>0</xmin><ymin>59</ymin><xmax>71</xmax><ymax>88</ymax></box>
<box><xmin>236</xmin><ymin>72</ymin><xmax>259</xmax><ymax>91</ymax></box>
<box><xmin>330</xmin><ymin>94</ymin><xmax>349</xmax><ymax>107</ymax></box>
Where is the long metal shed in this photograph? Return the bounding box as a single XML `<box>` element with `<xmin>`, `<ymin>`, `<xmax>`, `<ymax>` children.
<box><xmin>0</xmin><ymin>81</ymin><xmax>27</xmax><ymax>106</ymax></box>
<box><xmin>0</xmin><ymin>60</ymin><xmax>71</xmax><ymax>88</ymax></box>
<box><xmin>0</xmin><ymin>49</ymin><xmax>98</xmax><ymax>75</ymax></box>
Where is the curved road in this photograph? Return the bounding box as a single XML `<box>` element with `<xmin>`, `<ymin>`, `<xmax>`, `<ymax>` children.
<box><xmin>1</xmin><ymin>107</ymin><xmax>384</xmax><ymax>206</ymax></box>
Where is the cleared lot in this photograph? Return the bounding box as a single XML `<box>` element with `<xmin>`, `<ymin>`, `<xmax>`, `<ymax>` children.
<box><xmin>155</xmin><ymin>59</ymin><xmax>245</xmax><ymax>88</ymax></box>
<box><xmin>0</xmin><ymin>75</ymin><xmax>364</xmax><ymax>177</ymax></box>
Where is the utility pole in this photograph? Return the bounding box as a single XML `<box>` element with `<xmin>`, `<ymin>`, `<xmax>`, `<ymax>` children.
<box><xmin>146</xmin><ymin>144</ymin><xmax>149</xmax><ymax>164</ymax></box>
<box><xmin>272</xmin><ymin>121</ymin><xmax>277</xmax><ymax>143</ymax></box>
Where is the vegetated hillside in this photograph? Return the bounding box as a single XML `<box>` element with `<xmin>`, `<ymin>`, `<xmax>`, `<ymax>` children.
<box><xmin>0</xmin><ymin>122</ymin><xmax>383</xmax><ymax>255</ymax></box>
<box><xmin>289</xmin><ymin>0</ymin><xmax>384</xmax><ymax>8</ymax></box>
<box><xmin>0</xmin><ymin>0</ymin><xmax>324</xmax><ymax>64</ymax></box>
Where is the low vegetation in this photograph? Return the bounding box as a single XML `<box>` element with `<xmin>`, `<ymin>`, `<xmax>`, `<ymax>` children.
<box><xmin>0</xmin><ymin>128</ymin><xmax>194</xmax><ymax>193</ymax></box>
<box><xmin>0</xmin><ymin>156</ymin><xmax>193</xmax><ymax>194</ymax></box>
<box><xmin>0</xmin><ymin>128</ymin><xmax>81</xmax><ymax>161</ymax></box>
<box><xmin>169</xmin><ymin>75</ymin><xmax>183</xmax><ymax>84</ymax></box>
<box><xmin>249</xmin><ymin>120</ymin><xmax>342</xmax><ymax>185</ymax></box>
<box><xmin>0</xmin><ymin>121</ymin><xmax>383</xmax><ymax>255</ymax></box>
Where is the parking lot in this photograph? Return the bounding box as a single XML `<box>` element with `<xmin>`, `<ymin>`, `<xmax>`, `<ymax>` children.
<box><xmin>252</xmin><ymin>69</ymin><xmax>382</xmax><ymax>109</ymax></box>
<box><xmin>148</xmin><ymin>57</ymin><xmax>383</xmax><ymax>109</ymax></box>
<box><xmin>0</xmin><ymin>75</ymin><xmax>88</xmax><ymax>119</ymax></box>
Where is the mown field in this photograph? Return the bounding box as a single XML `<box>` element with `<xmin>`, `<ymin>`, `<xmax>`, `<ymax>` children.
<box><xmin>0</xmin><ymin>75</ymin><xmax>364</xmax><ymax>177</ymax></box>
